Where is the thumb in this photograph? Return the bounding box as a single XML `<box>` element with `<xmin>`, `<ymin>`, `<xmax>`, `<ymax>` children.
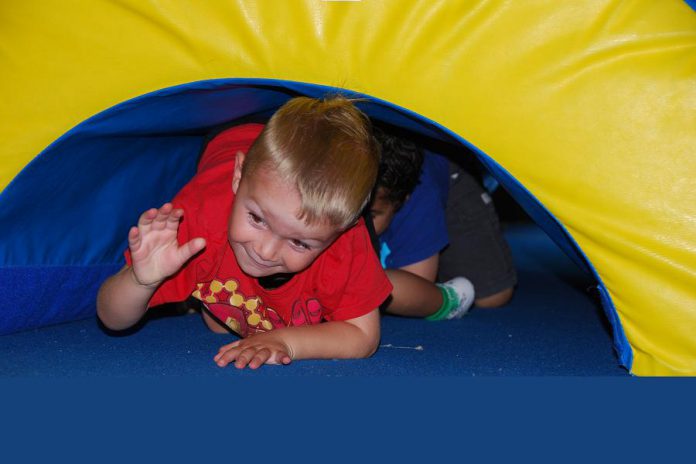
<box><xmin>178</xmin><ymin>237</ymin><xmax>206</xmax><ymax>263</ymax></box>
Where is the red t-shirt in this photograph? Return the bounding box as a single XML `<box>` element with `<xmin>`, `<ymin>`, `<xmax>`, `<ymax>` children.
<box><xmin>126</xmin><ymin>123</ymin><xmax>392</xmax><ymax>337</ymax></box>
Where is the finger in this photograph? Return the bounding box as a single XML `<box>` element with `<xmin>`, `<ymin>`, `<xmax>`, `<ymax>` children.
<box><xmin>152</xmin><ymin>204</ymin><xmax>173</xmax><ymax>231</ymax></box>
<box><xmin>234</xmin><ymin>347</ymin><xmax>259</xmax><ymax>369</ymax></box>
<box><xmin>166</xmin><ymin>208</ymin><xmax>185</xmax><ymax>230</ymax></box>
<box><xmin>178</xmin><ymin>238</ymin><xmax>206</xmax><ymax>263</ymax></box>
<box><xmin>215</xmin><ymin>343</ymin><xmax>247</xmax><ymax>367</ymax></box>
<box><xmin>137</xmin><ymin>208</ymin><xmax>158</xmax><ymax>230</ymax></box>
<box><xmin>218</xmin><ymin>340</ymin><xmax>241</xmax><ymax>352</ymax></box>
<box><xmin>214</xmin><ymin>340</ymin><xmax>240</xmax><ymax>362</ymax></box>
<box><xmin>248</xmin><ymin>348</ymin><xmax>272</xmax><ymax>369</ymax></box>
<box><xmin>266</xmin><ymin>350</ymin><xmax>291</xmax><ymax>366</ymax></box>
<box><xmin>127</xmin><ymin>226</ymin><xmax>141</xmax><ymax>251</ymax></box>
<box><xmin>215</xmin><ymin>347</ymin><xmax>238</xmax><ymax>367</ymax></box>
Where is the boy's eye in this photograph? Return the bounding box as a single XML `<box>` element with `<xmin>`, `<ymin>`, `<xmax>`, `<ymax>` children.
<box><xmin>248</xmin><ymin>212</ymin><xmax>265</xmax><ymax>226</ymax></box>
<box><xmin>290</xmin><ymin>239</ymin><xmax>310</xmax><ymax>251</ymax></box>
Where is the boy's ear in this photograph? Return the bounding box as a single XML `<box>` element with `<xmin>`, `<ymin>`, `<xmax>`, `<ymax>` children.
<box><xmin>232</xmin><ymin>151</ymin><xmax>245</xmax><ymax>193</ymax></box>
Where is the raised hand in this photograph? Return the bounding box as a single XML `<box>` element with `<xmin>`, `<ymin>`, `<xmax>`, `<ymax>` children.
<box><xmin>128</xmin><ymin>203</ymin><xmax>206</xmax><ymax>288</ymax></box>
<box><xmin>214</xmin><ymin>332</ymin><xmax>293</xmax><ymax>369</ymax></box>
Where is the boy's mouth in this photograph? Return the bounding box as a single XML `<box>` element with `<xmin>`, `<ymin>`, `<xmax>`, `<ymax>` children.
<box><xmin>240</xmin><ymin>246</ymin><xmax>279</xmax><ymax>275</ymax></box>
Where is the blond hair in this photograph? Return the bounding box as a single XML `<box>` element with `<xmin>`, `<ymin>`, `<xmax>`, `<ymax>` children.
<box><xmin>243</xmin><ymin>96</ymin><xmax>380</xmax><ymax>229</ymax></box>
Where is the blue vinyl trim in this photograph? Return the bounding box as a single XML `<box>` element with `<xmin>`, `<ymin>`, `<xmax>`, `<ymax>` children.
<box><xmin>684</xmin><ymin>0</ymin><xmax>696</xmax><ymax>13</ymax></box>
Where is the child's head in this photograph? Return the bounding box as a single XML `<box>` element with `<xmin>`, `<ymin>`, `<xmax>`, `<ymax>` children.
<box><xmin>229</xmin><ymin>96</ymin><xmax>380</xmax><ymax>277</ymax></box>
<box><xmin>243</xmin><ymin>96</ymin><xmax>379</xmax><ymax>229</ymax></box>
<box><xmin>369</xmin><ymin>127</ymin><xmax>424</xmax><ymax>235</ymax></box>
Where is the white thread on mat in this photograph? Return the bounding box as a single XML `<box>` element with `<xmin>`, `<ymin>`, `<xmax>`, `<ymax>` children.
<box><xmin>380</xmin><ymin>344</ymin><xmax>424</xmax><ymax>351</ymax></box>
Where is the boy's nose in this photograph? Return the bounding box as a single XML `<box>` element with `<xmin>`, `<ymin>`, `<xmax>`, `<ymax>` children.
<box><xmin>255</xmin><ymin>237</ymin><xmax>281</xmax><ymax>263</ymax></box>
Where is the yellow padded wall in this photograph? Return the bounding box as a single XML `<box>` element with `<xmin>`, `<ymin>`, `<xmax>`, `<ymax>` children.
<box><xmin>1</xmin><ymin>0</ymin><xmax>695</xmax><ymax>375</ymax></box>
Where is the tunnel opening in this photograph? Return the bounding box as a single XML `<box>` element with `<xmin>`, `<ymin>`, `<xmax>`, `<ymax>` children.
<box><xmin>0</xmin><ymin>78</ymin><xmax>630</xmax><ymax>373</ymax></box>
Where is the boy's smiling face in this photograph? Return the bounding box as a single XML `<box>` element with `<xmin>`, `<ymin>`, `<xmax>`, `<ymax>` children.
<box><xmin>228</xmin><ymin>153</ymin><xmax>342</xmax><ymax>278</ymax></box>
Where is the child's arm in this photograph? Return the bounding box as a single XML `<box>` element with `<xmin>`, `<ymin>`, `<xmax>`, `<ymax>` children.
<box><xmin>399</xmin><ymin>254</ymin><xmax>439</xmax><ymax>282</ymax></box>
<box><xmin>378</xmin><ymin>254</ymin><xmax>443</xmax><ymax>318</ymax></box>
<box><xmin>213</xmin><ymin>309</ymin><xmax>380</xmax><ymax>369</ymax></box>
<box><xmin>383</xmin><ymin>267</ymin><xmax>443</xmax><ymax>318</ymax></box>
<box><xmin>97</xmin><ymin>203</ymin><xmax>206</xmax><ymax>330</ymax></box>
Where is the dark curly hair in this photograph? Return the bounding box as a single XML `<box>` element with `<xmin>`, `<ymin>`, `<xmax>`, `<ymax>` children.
<box><xmin>372</xmin><ymin>126</ymin><xmax>424</xmax><ymax>211</ymax></box>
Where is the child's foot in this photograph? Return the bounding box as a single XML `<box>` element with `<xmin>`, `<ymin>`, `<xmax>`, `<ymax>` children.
<box><xmin>426</xmin><ymin>277</ymin><xmax>475</xmax><ymax>321</ymax></box>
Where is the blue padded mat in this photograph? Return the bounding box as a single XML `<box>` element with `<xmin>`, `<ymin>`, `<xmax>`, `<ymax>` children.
<box><xmin>0</xmin><ymin>223</ymin><xmax>627</xmax><ymax>377</ymax></box>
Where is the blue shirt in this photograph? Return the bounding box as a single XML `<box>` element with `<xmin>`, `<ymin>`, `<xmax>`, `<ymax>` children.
<box><xmin>379</xmin><ymin>151</ymin><xmax>450</xmax><ymax>269</ymax></box>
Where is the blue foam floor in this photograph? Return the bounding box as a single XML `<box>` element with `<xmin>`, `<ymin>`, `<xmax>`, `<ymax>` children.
<box><xmin>0</xmin><ymin>223</ymin><xmax>628</xmax><ymax>377</ymax></box>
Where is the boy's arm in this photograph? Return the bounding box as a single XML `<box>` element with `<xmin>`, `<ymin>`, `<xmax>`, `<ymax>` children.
<box><xmin>97</xmin><ymin>204</ymin><xmax>206</xmax><ymax>331</ymax></box>
<box><xmin>96</xmin><ymin>265</ymin><xmax>159</xmax><ymax>330</ymax></box>
<box><xmin>214</xmin><ymin>309</ymin><xmax>381</xmax><ymax>369</ymax></box>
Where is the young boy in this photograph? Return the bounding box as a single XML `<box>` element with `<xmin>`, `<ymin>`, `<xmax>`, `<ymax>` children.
<box><xmin>97</xmin><ymin>96</ymin><xmax>392</xmax><ymax>369</ymax></box>
<box><xmin>370</xmin><ymin>128</ymin><xmax>516</xmax><ymax>319</ymax></box>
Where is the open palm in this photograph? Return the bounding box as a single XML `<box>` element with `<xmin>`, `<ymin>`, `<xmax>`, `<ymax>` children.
<box><xmin>128</xmin><ymin>203</ymin><xmax>205</xmax><ymax>287</ymax></box>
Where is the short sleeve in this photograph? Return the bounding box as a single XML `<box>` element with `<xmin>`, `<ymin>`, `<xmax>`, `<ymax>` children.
<box><xmin>198</xmin><ymin>124</ymin><xmax>264</xmax><ymax>172</ymax></box>
<box><xmin>380</xmin><ymin>152</ymin><xmax>450</xmax><ymax>269</ymax></box>
<box><xmin>315</xmin><ymin>220</ymin><xmax>393</xmax><ymax>321</ymax></box>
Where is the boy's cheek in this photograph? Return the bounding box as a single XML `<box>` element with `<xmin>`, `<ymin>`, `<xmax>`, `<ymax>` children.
<box><xmin>373</xmin><ymin>211</ymin><xmax>396</xmax><ymax>236</ymax></box>
<box><xmin>372</xmin><ymin>217</ymin><xmax>388</xmax><ymax>236</ymax></box>
<box><xmin>227</xmin><ymin>214</ymin><xmax>246</xmax><ymax>243</ymax></box>
<box><xmin>280</xmin><ymin>251</ymin><xmax>319</xmax><ymax>274</ymax></box>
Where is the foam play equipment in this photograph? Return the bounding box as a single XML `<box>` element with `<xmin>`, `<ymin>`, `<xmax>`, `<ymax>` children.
<box><xmin>1</xmin><ymin>1</ymin><xmax>694</xmax><ymax>376</ymax></box>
